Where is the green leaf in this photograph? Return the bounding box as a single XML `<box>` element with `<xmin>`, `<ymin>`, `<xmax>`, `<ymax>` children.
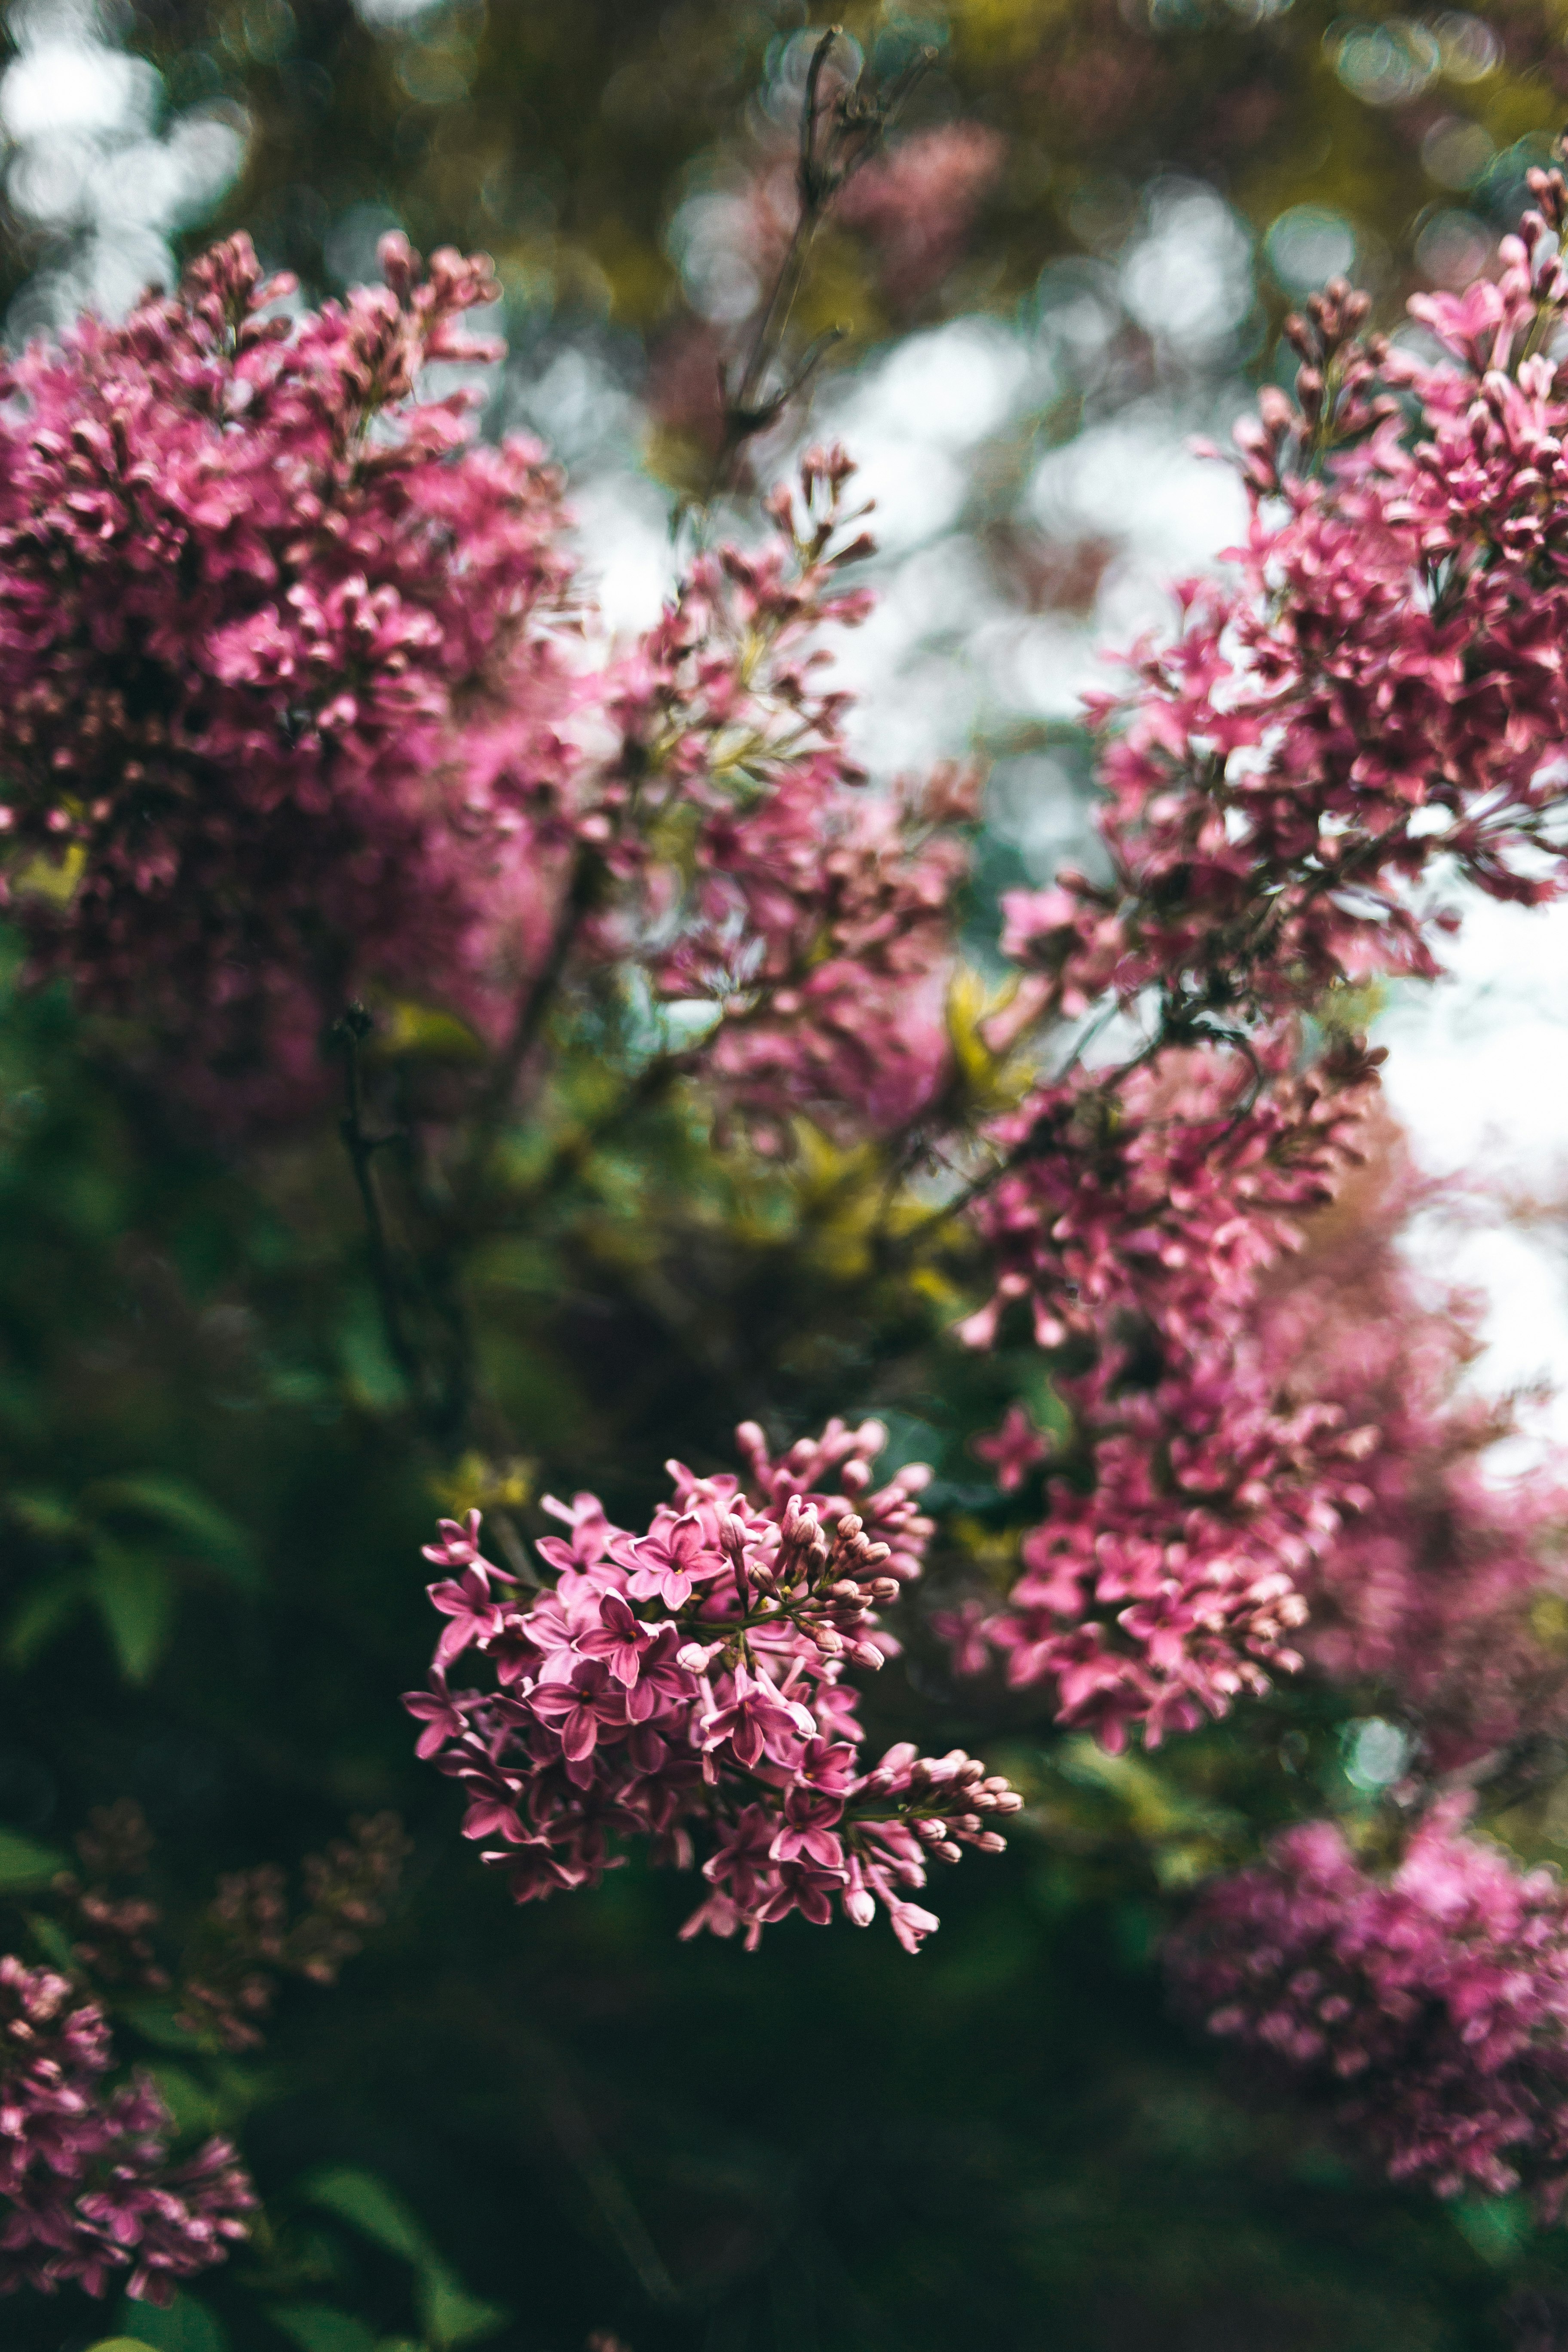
<box><xmin>299</xmin><ymin>2170</ymin><xmax>508</xmax><ymax>2347</ymax></box>
<box><xmin>24</xmin><ymin>1908</ymin><xmax>79</xmax><ymax>1967</ymax></box>
<box><xmin>418</xmin><ymin>2262</ymin><xmax>508</xmax><ymax>2349</ymax></box>
<box><xmin>0</xmin><ymin>1826</ymin><xmax>65</xmax><ymax>1886</ymax></box>
<box><xmin>146</xmin><ymin>2061</ymin><xmax>220</xmax><ymax>2136</ymax></box>
<box><xmin>337</xmin><ymin>1298</ymin><xmax>408</xmax><ymax>1415</ymax></box>
<box><xmin>299</xmin><ymin>2166</ymin><xmax>436</xmax><ymax>2266</ymax></box>
<box><xmin>88</xmin><ymin>1474</ymin><xmax>261</xmax><ymax>1591</ymax></box>
<box><xmin>1452</xmin><ymin>2191</ymin><xmax>1532</xmax><ymax>2266</ymax></box>
<box><xmin>6</xmin><ymin>1569</ymin><xmax>88</xmax><ymax>1668</ymax></box>
<box><xmin>120</xmin><ymin>1996</ymin><xmax>210</xmax><ymax>2052</ymax></box>
<box><xmin>268</xmin><ymin>2307</ymin><xmax>381</xmax><ymax>2352</ymax></box>
<box><xmin>109</xmin><ymin>2292</ymin><xmax>229</xmax><ymax>2352</ymax></box>
<box><xmin>6</xmin><ymin>1485</ymin><xmax>82</xmax><ymax>1539</ymax></box>
<box><xmin>89</xmin><ymin>1543</ymin><xmax>175</xmax><ymax>1682</ymax></box>
<box><xmin>83</xmin><ymin>2340</ymin><xmax>162</xmax><ymax>2352</ymax></box>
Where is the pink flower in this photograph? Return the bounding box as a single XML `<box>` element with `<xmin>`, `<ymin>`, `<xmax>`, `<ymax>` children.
<box><xmin>426</xmin><ymin>1562</ymin><xmax>508</xmax><ymax>1668</ymax></box>
<box><xmin>401</xmin><ymin>1675</ymin><xmax>469</xmax><ymax>1760</ymax></box>
<box><xmin>698</xmin><ymin>1662</ymin><xmax>816</xmax><ymax>1770</ymax></box>
<box><xmin>409</xmin><ymin>1423</ymin><xmax>1019</xmax><ymax>1951</ymax></box>
<box><xmin>608</xmin><ymin>1511</ymin><xmax>714</xmax><ymax>1609</ymax></box>
<box><xmin>0</xmin><ymin>233</ymin><xmax>584</xmax><ymax>1123</ymax></box>
<box><xmin>572</xmin><ymin>1590</ymin><xmax>651</xmax><ymax>1688</ymax></box>
<box><xmin>973</xmin><ymin>1405</ymin><xmax>1050</xmax><ymax>1493</ymax></box>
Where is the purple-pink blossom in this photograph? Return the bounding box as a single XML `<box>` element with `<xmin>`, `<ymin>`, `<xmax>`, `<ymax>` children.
<box><xmin>405</xmin><ymin>1418</ymin><xmax>1020</xmax><ymax>1950</ymax></box>
<box><xmin>949</xmin><ymin>1039</ymin><xmax>1384</xmax><ymax>1747</ymax></box>
<box><xmin>0</xmin><ymin>1955</ymin><xmax>254</xmax><ymax>2302</ymax></box>
<box><xmin>1168</xmin><ymin>1804</ymin><xmax>1568</xmax><ymax>2206</ymax></box>
<box><xmin>0</xmin><ymin>231</ymin><xmax>579</xmax><ymax>1121</ymax></box>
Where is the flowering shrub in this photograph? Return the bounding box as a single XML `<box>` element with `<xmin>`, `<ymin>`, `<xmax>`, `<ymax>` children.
<box><xmin>406</xmin><ymin>1418</ymin><xmax>1020</xmax><ymax>1951</ymax></box>
<box><xmin>16</xmin><ymin>40</ymin><xmax>1568</xmax><ymax>2327</ymax></box>
<box><xmin>0</xmin><ymin>1955</ymin><xmax>253</xmax><ymax>2303</ymax></box>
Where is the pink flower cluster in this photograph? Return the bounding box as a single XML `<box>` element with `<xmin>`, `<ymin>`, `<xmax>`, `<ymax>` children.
<box><xmin>1002</xmin><ymin>241</ymin><xmax>1568</xmax><ymax>1037</ymax></box>
<box><xmin>1168</xmin><ymin>1805</ymin><xmax>1568</xmax><ymax>2205</ymax></box>
<box><xmin>947</xmin><ymin>172</ymin><xmax>1568</xmax><ymax>1755</ymax></box>
<box><xmin>621</xmin><ymin>450</ymin><xmax>973</xmax><ymax>1143</ymax></box>
<box><xmin>949</xmin><ymin>1038</ymin><xmax>1384</xmax><ymax>1746</ymax></box>
<box><xmin>0</xmin><ymin>220</ymin><xmax>969</xmax><ymax>1147</ymax></box>
<box><xmin>0</xmin><ymin>230</ymin><xmax>577</xmax><ymax>1118</ymax></box>
<box><xmin>404</xmin><ymin>1418</ymin><xmax>1020</xmax><ymax>1951</ymax></box>
<box><xmin>0</xmin><ymin>1955</ymin><xmax>254</xmax><ymax>2303</ymax></box>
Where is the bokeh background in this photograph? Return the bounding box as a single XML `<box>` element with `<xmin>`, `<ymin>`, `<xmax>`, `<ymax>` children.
<box><xmin>8</xmin><ymin>3</ymin><xmax>1568</xmax><ymax>2348</ymax></box>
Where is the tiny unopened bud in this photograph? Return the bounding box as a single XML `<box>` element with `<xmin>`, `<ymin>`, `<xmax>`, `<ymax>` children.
<box><xmin>844</xmin><ymin>1887</ymin><xmax>876</xmax><ymax>1927</ymax></box>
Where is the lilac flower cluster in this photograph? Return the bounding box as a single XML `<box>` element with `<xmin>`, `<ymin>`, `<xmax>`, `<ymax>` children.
<box><xmin>943</xmin><ymin>171</ymin><xmax>1568</xmax><ymax>1755</ymax></box>
<box><xmin>405</xmin><ymin>1419</ymin><xmax>1020</xmax><ymax>1951</ymax></box>
<box><xmin>948</xmin><ymin>1039</ymin><xmax>1385</xmax><ymax>1747</ymax></box>
<box><xmin>620</xmin><ymin>449</ymin><xmax>974</xmax><ymax>1146</ymax></box>
<box><xmin>0</xmin><ymin>1955</ymin><xmax>254</xmax><ymax>2303</ymax></box>
<box><xmin>0</xmin><ymin>230</ymin><xmax>576</xmax><ymax>1119</ymax></box>
<box><xmin>1168</xmin><ymin>1805</ymin><xmax>1568</xmax><ymax>2205</ymax></box>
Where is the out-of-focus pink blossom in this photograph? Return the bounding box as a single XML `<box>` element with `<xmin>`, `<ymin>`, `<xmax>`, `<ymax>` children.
<box><xmin>0</xmin><ymin>231</ymin><xmax>579</xmax><ymax>1121</ymax></box>
<box><xmin>1255</xmin><ymin>1126</ymin><xmax>1568</xmax><ymax>1768</ymax></box>
<box><xmin>971</xmin><ymin>1405</ymin><xmax>1050</xmax><ymax>1494</ymax></box>
<box><xmin>621</xmin><ymin>452</ymin><xmax>975</xmax><ymax>1143</ymax></box>
<box><xmin>836</xmin><ymin>125</ymin><xmax>1007</xmax><ymax>309</ymax></box>
<box><xmin>1004</xmin><ymin>252</ymin><xmax>1568</xmax><ymax>1039</ymax></box>
<box><xmin>0</xmin><ymin>1954</ymin><xmax>254</xmax><ymax>2303</ymax></box>
<box><xmin>405</xmin><ymin>1419</ymin><xmax>1020</xmax><ymax>1950</ymax></box>
<box><xmin>949</xmin><ymin>187</ymin><xmax>1568</xmax><ymax>1756</ymax></box>
<box><xmin>1168</xmin><ymin>1804</ymin><xmax>1568</xmax><ymax>2207</ymax></box>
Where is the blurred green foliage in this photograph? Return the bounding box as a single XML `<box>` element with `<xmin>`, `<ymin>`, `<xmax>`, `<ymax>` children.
<box><xmin>60</xmin><ymin>0</ymin><xmax>1568</xmax><ymax>339</ymax></box>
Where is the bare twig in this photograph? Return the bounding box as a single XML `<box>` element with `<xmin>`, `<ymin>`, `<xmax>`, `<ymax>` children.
<box><xmin>709</xmin><ymin>28</ymin><xmax>934</xmax><ymax>499</ymax></box>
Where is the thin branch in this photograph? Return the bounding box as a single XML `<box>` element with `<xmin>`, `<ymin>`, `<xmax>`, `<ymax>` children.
<box><xmin>330</xmin><ymin>1004</ymin><xmax>424</xmax><ymax>1404</ymax></box>
<box><xmin>457</xmin><ymin>842</ymin><xmax>600</xmax><ymax>1211</ymax></box>
<box><xmin>708</xmin><ymin>28</ymin><xmax>933</xmax><ymax>500</ymax></box>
